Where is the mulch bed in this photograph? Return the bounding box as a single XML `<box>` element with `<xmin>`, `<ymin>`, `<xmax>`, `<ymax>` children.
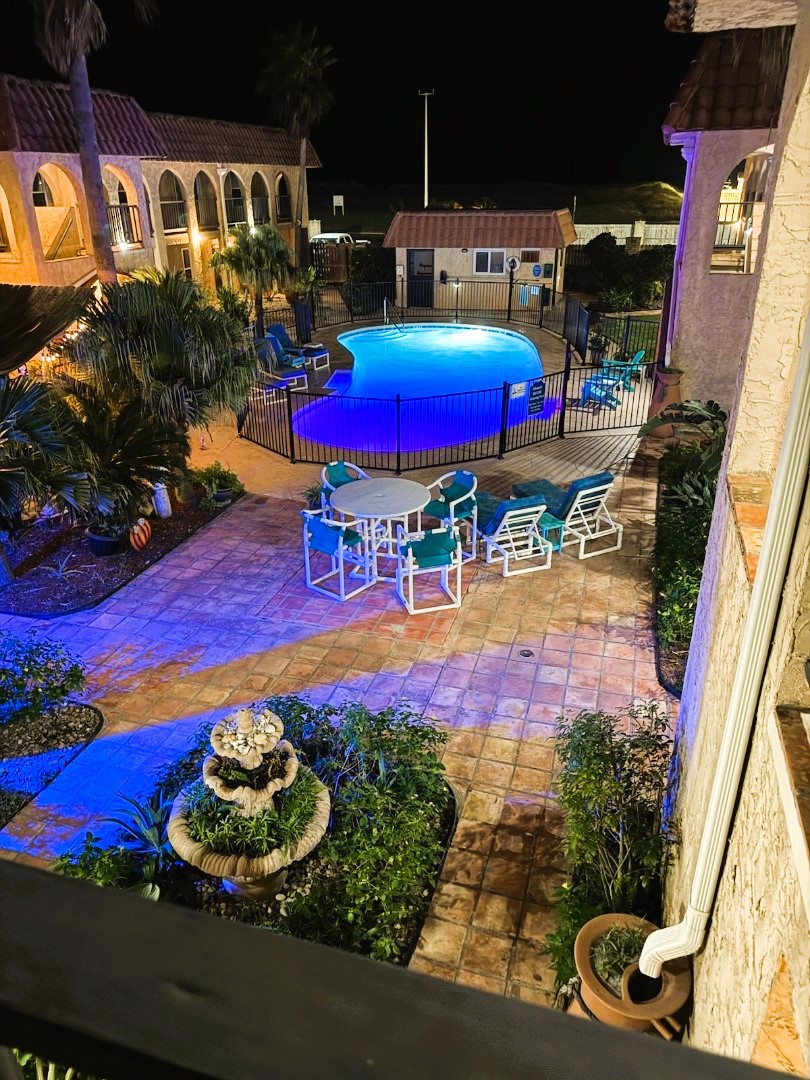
<box><xmin>0</xmin><ymin>703</ymin><xmax>103</xmax><ymax>828</ymax></box>
<box><xmin>0</xmin><ymin>502</ymin><xmax>229</xmax><ymax>617</ymax></box>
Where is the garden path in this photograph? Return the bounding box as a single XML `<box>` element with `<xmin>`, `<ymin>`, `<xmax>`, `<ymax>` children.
<box><xmin>0</xmin><ymin>423</ymin><xmax>675</xmax><ymax>1009</ymax></box>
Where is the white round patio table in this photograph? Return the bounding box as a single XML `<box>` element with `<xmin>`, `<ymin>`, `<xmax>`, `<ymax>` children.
<box><xmin>329</xmin><ymin>478</ymin><xmax>431</xmax><ymax>581</ymax></box>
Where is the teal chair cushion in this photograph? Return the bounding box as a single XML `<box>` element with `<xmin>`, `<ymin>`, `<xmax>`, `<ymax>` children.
<box><xmin>325</xmin><ymin>462</ymin><xmax>356</xmax><ymax>488</ymax></box>
<box><xmin>400</xmin><ymin>529</ymin><xmax>457</xmax><ymax>568</ymax></box>
<box><xmin>306</xmin><ymin>517</ymin><xmax>362</xmax><ymax>555</ymax></box>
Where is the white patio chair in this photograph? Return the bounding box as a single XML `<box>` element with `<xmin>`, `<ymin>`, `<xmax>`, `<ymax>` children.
<box><xmin>395</xmin><ymin>524</ymin><xmax>463</xmax><ymax>616</ymax></box>
<box><xmin>301</xmin><ymin>509</ymin><xmax>374</xmax><ymax>602</ymax></box>
<box><xmin>418</xmin><ymin>469</ymin><xmax>478</xmax><ymax>562</ymax></box>
<box><xmin>475</xmin><ymin>493</ymin><xmax>553</xmax><ymax>576</ymax></box>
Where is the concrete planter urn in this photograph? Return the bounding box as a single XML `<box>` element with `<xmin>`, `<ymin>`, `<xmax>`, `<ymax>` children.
<box><xmin>573</xmin><ymin>913</ymin><xmax>692</xmax><ymax>1039</ymax></box>
<box><xmin>168</xmin><ymin>706</ymin><xmax>330</xmax><ymax>898</ymax></box>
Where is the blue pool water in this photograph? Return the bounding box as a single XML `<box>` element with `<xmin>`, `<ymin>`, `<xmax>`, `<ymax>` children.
<box><xmin>291</xmin><ymin>323</ymin><xmax>550</xmax><ymax>453</ymax></box>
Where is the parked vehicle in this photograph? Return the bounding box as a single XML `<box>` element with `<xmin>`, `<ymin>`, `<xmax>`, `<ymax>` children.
<box><xmin>310</xmin><ymin>232</ymin><xmax>369</xmax><ymax>246</ymax></box>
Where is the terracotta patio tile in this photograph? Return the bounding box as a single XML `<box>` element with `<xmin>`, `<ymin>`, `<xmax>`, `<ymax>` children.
<box><xmin>481</xmin><ymin>736</ymin><xmax>520</xmax><ymax>763</ymax></box>
<box><xmin>442</xmin><ymin>753</ymin><xmax>477</xmax><ymax>781</ymax></box>
<box><xmin>429</xmin><ymin>881</ymin><xmax>477</xmax><ymax>925</ymax></box>
<box><xmin>508</xmin><ymin>983</ymin><xmax>554</xmax><ymax>1009</ymax></box>
<box><xmin>449</xmin><ymin>819</ymin><xmax>495</xmax><ymax>855</ymax></box>
<box><xmin>481</xmin><ymin>857</ymin><xmax>530</xmax><ymax>899</ymax></box>
<box><xmin>474</xmin><ymin>759</ymin><xmax>514</xmax><ymax>788</ymax></box>
<box><xmin>413</xmin><ymin>917</ymin><xmax>467</xmax><ymax>966</ymax></box>
<box><xmin>472</xmin><ymin>892</ymin><xmax>522</xmax><ymax>935</ymax></box>
<box><xmin>491</xmin><ymin>827</ymin><xmax>535</xmax><ymax>862</ymax></box>
<box><xmin>527</xmin><ymin>869</ymin><xmax>569</xmax><ymax>906</ymax></box>
<box><xmin>510</xmin><ymin>941</ymin><xmax>557</xmax><ymax>992</ymax></box>
<box><xmin>461</xmin><ymin>929</ymin><xmax>513</xmax><ymax>979</ymax></box>
<box><xmin>439</xmin><ymin>848</ymin><xmax>487</xmax><ymax>888</ymax></box>
<box><xmin>455</xmin><ymin>970</ymin><xmax>507</xmax><ymax>996</ymax></box>
<box><xmin>461</xmin><ymin>791</ymin><xmax>504</xmax><ymax>826</ymax></box>
<box><xmin>519</xmin><ymin>903</ymin><xmax>559</xmax><ymax>943</ymax></box>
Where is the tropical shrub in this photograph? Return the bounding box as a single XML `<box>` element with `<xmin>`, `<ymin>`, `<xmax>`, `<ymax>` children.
<box><xmin>187</xmin><ymin>461</ymin><xmax>245</xmax><ymax>502</ymax></box>
<box><xmin>0</xmin><ymin>629</ymin><xmax>85</xmax><ymax>725</ymax></box>
<box><xmin>544</xmin><ymin>702</ymin><xmax>673</xmax><ymax>987</ymax></box>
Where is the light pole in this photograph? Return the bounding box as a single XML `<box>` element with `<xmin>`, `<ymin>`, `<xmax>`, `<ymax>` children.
<box><xmin>418</xmin><ymin>89</ymin><xmax>434</xmax><ymax>208</ymax></box>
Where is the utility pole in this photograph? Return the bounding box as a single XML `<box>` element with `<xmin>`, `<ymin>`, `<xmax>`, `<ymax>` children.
<box><xmin>418</xmin><ymin>89</ymin><xmax>434</xmax><ymax>208</ymax></box>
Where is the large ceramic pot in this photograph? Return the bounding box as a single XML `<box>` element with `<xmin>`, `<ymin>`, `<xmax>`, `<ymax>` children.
<box><xmin>85</xmin><ymin>527</ymin><xmax>124</xmax><ymax>557</ymax></box>
<box><xmin>574</xmin><ymin>913</ymin><xmax>692</xmax><ymax>1038</ymax></box>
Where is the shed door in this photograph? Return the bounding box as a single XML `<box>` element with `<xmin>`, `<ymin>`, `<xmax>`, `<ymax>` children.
<box><xmin>407</xmin><ymin>249</ymin><xmax>434</xmax><ymax>308</ymax></box>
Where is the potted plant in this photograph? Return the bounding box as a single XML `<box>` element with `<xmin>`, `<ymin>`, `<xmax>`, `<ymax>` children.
<box><xmin>588</xmin><ymin>332</ymin><xmax>609</xmax><ymax>365</ymax></box>
<box><xmin>301</xmin><ymin>482</ymin><xmax>323</xmax><ymax>511</ymax></box>
<box><xmin>573</xmin><ymin>912</ymin><xmax>691</xmax><ymax>1037</ymax></box>
<box><xmin>188</xmin><ymin>461</ymin><xmax>245</xmax><ymax>509</ymax></box>
<box><xmin>84</xmin><ymin>517</ymin><xmax>128</xmax><ymax>557</ymax></box>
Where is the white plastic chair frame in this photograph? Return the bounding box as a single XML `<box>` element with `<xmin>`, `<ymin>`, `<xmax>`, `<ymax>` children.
<box><xmin>395</xmin><ymin>524</ymin><xmax>463</xmax><ymax>616</ymax></box>
<box><xmin>546</xmin><ymin>481</ymin><xmax>624</xmax><ymax>560</ymax></box>
<box><xmin>319</xmin><ymin>461</ymin><xmax>371</xmax><ymax>513</ymax></box>
<box><xmin>483</xmin><ymin>503</ymin><xmax>554</xmax><ymax>576</ymax></box>
<box><xmin>301</xmin><ymin>509</ymin><xmax>374</xmax><ymax>602</ymax></box>
<box><xmin>418</xmin><ymin>470</ymin><xmax>479</xmax><ymax>562</ymax></box>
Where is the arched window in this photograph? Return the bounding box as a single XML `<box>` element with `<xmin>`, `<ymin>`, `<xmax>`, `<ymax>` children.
<box><xmin>32</xmin><ymin>172</ymin><xmax>54</xmax><ymax>207</ymax></box>
<box><xmin>250</xmin><ymin>172</ymin><xmax>270</xmax><ymax>225</ymax></box>
<box><xmin>224</xmin><ymin>171</ymin><xmax>246</xmax><ymax>226</ymax></box>
<box><xmin>117</xmin><ymin>181</ymin><xmax>128</xmax><ymax>205</ymax></box>
<box><xmin>0</xmin><ymin>208</ymin><xmax>9</xmax><ymax>253</ymax></box>
<box><xmin>158</xmin><ymin>171</ymin><xmax>187</xmax><ymax>231</ymax></box>
<box><xmin>711</xmin><ymin>148</ymin><xmax>772</xmax><ymax>274</ymax></box>
<box><xmin>194</xmin><ymin>172</ymin><xmax>219</xmax><ymax>230</ymax></box>
<box><xmin>275</xmin><ymin>174</ymin><xmax>291</xmax><ymax>223</ymax></box>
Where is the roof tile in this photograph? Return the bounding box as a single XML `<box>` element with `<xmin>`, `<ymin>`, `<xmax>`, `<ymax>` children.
<box><xmin>382</xmin><ymin>210</ymin><xmax>576</xmax><ymax>250</ymax></box>
<box><xmin>663</xmin><ymin>29</ymin><xmax>788</xmax><ymax>136</ymax></box>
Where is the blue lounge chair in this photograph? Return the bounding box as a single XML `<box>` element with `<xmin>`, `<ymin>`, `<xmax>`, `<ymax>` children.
<box><xmin>255</xmin><ymin>338</ymin><xmax>307</xmax><ymax>389</ymax></box>
<box><xmin>474</xmin><ymin>492</ymin><xmax>553</xmax><ymax>576</ymax></box>
<box><xmin>268</xmin><ymin>324</ymin><xmax>330</xmax><ymax>371</ymax></box>
<box><xmin>511</xmin><ymin>471</ymin><xmax>623</xmax><ymax>559</ymax></box>
<box><xmin>577</xmin><ymin>376</ymin><xmax>622</xmax><ymax>410</ymax></box>
<box><xmin>599</xmin><ymin>349</ymin><xmax>645</xmax><ymax>391</ymax></box>
<box><xmin>265</xmin><ymin>332</ymin><xmax>308</xmax><ymax>371</ymax></box>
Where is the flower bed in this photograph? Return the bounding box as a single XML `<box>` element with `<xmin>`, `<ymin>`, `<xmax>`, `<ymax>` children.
<box><xmin>55</xmin><ymin>696</ymin><xmax>457</xmax><ymax>966</ymax></box>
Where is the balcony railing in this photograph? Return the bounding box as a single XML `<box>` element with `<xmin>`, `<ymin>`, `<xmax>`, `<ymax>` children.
<box><xmin>195</xmin><ymin>195</ymin><xmax>219</xmax><ymax>230</ymax></box>
<box><xmin>276</xmin><ymin>193</ymin><xmax>292</xmax><ymax>222</ymax></box>
<box><xmin>225</xmin><ymin>196</ymin><xmax>247</xmax><ymax>226</ymax></box>
<box><xmin>106</xmin><ymin>203</ymin><xmax>142</xmax><ymax>247</ymax></box>
<box><xmin>160</xmin><ymin>199</ymin><xmax>188</xmax><ymax>232</ymax></box>
<box><xmin>714</xmin><ymin>198</ymin><xmax>755</xmax><ymax>250</ymax></box>
<box><xmin>252</xmin><ymin>195</ymin><xmax>270</xmax><ymax>225</ymax></box>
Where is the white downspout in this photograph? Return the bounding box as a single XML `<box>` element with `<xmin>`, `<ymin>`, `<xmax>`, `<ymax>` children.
<box><xmin>640</xmin><ymin>314</ymin><xmax>810</xmax><ymax>978</ymax></box>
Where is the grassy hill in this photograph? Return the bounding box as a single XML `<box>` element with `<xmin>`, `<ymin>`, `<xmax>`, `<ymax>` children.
<box><xmin>308</xmin><ymin>180</ymin><xmax>683</xmax><ymax>238</ymax></box>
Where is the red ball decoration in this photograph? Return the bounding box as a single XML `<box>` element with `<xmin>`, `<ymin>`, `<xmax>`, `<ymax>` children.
<box><xmin>129</xmin><ymin>517</ymin><xmax>152</xmax><ymax>551</ymax></box>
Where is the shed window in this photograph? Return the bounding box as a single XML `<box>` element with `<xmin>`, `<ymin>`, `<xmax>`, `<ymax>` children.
<box><xmin>474</xmin><ymin>249</ymin><xmax>505</xmax><ymax>275</ymax></box>
<box><xmin>520</xmin><ymin>249</ymin><xmax>540</xmax><ymax>263</ymax></box>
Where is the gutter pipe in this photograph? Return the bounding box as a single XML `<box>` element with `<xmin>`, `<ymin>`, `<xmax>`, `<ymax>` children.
<box><xmin>640</xmin><ymin>315</ymin><xmax>810</xmax><ymax>978</ymax></box>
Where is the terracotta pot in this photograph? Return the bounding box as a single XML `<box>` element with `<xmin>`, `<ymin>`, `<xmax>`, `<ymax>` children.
<box><xmin>574</xmin><ymin>913</ymin><xmax>691</xmax><ymax>1036</ymax></box>
<box><xmin>647</xmin><ymin>366</ymin><xmax>684</xmax><ymax>438</ymax></box>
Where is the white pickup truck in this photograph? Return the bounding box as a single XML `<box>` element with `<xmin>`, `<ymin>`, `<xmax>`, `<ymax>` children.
<box><xmin>310</xmin><ymin>232</ymin><xmax>370</xmax><ymax>245</ymax></box>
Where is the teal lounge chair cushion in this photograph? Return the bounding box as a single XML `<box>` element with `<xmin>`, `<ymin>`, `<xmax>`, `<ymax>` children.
<box><xmin>478</xmin><ymin>495</ymin><xmax>547</xmax><ymax>537</ymax></box>
<box><xmin>400</xmin><ymin>530</ymin><xmax>457</xmax><ymax>568</ymax></box>
<box><xmin>512</xmin><ymin>471</ymin><xmax>613</xmax><ymax>519</ymax></box>
<box><xmin>306</xmin><ymin>518</ymin><xmax>362</xmax><ymax>555</ymax></box>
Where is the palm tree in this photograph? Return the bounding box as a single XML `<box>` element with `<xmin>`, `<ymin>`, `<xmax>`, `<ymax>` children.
<box><xmin>210</xmin><ymin>223</ymin><xmax>295</xmax><ymax>339</ymax></box>
<box><xmin>60</xmin><ymin>268</ymin><xmax>258</xmax><ymax>433</ymax></box>
<box><xmin>31</xmin><ymin>0</ymin><xmax>157</xmax><ymax>284</ymax></box>
<box><xmin>260</xmin><ymin>24</ymin><xmax>337</xmax><ymax>266</ymax></box>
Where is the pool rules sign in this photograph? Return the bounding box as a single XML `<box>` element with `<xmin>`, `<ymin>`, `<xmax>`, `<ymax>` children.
<box><xmin>528</xmin><ymin>378</ymin><xmax>546</xmax><ymax>415</ymax></box>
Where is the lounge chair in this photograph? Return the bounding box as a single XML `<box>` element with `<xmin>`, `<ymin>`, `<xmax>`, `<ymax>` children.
<box><xmin>418</xmin><ymin>469</ymin><xmax>478</xmax><ymax>562</ymax></box>
<box><xmin>265</xmin><ymin>332</ymin><xmax>308</xmax><ymax>371</ymax></box>
<box><xmin>574</xmin><ymin>375</ymin><xmax>622</xmax><ymax>410</ymax></box>
<box><xmin>474</xmin><ymin>492</ymin><xmax>553</xmax><ymax>576</ymax></box>
<box><xmin>301</xmin><ymin>509</ymin><xmax>374</xmax><ymax>602</ymax></box>
<box><xmin>511</xmin><ymin>470</ymin><xmax>623</xmax><ymax>559</ymax></box>
<box><xmin>395</xmin><ymin>524</ymin><xmax>463</xmax><ymax>615</ymax></box>
<box><xmin>255</xmin><ymin>339</ymin><xmax>307</xmax><ymax>390</ymax></box>
<box><xmin>267</xmin><ymin>323</ymin><xmax>330</xmax><ymax>372</ymax></box>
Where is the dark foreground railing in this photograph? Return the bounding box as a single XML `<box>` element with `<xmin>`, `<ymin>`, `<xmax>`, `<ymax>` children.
<box><xmin>239</xmin><ymin>355</ymin><xmax>658</xmax><ymax>473</ymax></box>
<box><xmin>0</xmin><ymin>860</ymin><xmax>786</xmax><ymax>1080</ymax></box>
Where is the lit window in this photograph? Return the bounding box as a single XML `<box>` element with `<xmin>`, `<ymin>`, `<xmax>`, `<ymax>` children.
<box><xmin>520</xmin><ymin>249</ymin><xmax>540</xmax><ymax>263</ymax></box>
<box><xmin>474</xmin><ymin>249</ymin><xmax>505</xmax><ymax>275</ymax></box>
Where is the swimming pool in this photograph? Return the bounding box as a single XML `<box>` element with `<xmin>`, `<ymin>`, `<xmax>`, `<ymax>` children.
<box><xmin>291</xmin><ymin>323</ymin><xmax>549</xmax><ymax>453</ymax></box>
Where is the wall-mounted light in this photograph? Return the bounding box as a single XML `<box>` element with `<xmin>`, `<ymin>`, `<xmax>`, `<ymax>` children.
<box><xmin>461</xmin><ymin>247</ymin><xmax>468</xmax><ymax>253</ymax></box>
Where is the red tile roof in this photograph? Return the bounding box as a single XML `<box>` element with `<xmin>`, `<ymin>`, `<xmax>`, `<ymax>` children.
<box><xmin>0</xmin><ymin>73</ymin><xmax>320</xmax><ymax>167</ymax></box>
<box><xmin>0</xmin><ymin>73</ymin><xmax>162</xmax><ymax>156</ymax></box>
<box><xmin>383</xmin><ymin>210</ymin><xmax>576</xmax><ymax>250</ymax></box>
<box><xmin>147</xmin><ymin>112</ymin><xmax>320</xmax><ymax>166</ymax></box>
<box><xmin>663</xmin><ymin>29</ymin><xmax>787</xmax><ymax>136</ymax></box>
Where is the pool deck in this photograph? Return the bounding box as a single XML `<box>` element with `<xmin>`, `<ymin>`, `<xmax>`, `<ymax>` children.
<box><xmin>0</xmin><ymin>323</ymin><xmax>674</xmax><ymax>1009</ymax></box>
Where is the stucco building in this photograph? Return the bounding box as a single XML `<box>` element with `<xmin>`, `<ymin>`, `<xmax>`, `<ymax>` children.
<box><xmin>0</xmin><ymin>74</ymin><xmax>320</xmax><ymax>291</ymax></box>
<box><xmin>641</xmin><ymin>1</ymin><xmax>809</xmax><ymax>1072</ymax></box>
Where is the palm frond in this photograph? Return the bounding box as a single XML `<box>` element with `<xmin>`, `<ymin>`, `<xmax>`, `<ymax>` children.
<box><xmin>0</xmin><ymin>284</ymin><xmax>92</xmax><ymax>376</ymax></box>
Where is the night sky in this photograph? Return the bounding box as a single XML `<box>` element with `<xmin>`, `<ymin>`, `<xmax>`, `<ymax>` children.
<box><xmin>0</xmin><ymin>1</ymin><xmax>702</xmax><ymax>191</ymax></box>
